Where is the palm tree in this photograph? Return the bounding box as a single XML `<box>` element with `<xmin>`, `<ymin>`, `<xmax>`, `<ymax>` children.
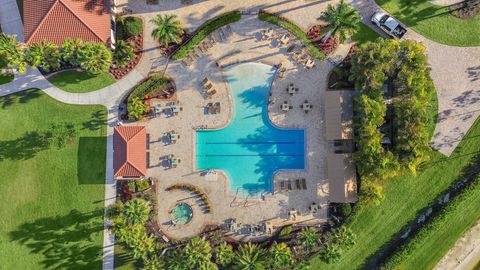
<box><xmin>184</xmin><ymin>237</ymin><xmax>213</xmax><ymax>268</ymax></box>
<box><xmin>297</xmin><ymin>228</ymin><xmax>319</xmax><ymax>252</ymax></box>
<box><xmin>122</xmin><ymin>198</ymin><xmax>150</xmax><ymax>225</ymax></box>
<box><xmin>215</xmin><ymin>242</ymin><xmax>234</xmax><ymax>267</ymax></box>
<box><xmin>319</xmin><ymin>0</ymin><xmax>361</xmax><ymax>43</ymax></box>
<box><xmin>268</xmin><ymin>243</ymin><xmax>293</xmax><ymax>270</ymax></box>
<box><xmin>113</xmin><ymin>40</ymin><xmax>135</xmax><ymax>68</ymax></box>
<box><xmin>233</xmin><ymin>243</ymin><xmax>266</xmax><ymax>270</ymax></box>
<box><xmin>150</xmin><ymin>14</ymin><xmax>184</xmax><ymax>47</ymax></box>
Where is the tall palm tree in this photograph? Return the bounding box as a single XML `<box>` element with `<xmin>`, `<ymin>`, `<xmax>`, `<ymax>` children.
<box><xmin>150</xmin><ymin>14</ymin><xmax>184</xmax><ymax>47</ymax></box>
<box><xmin>122</xmin><ymin>198</ymin><xmax>150</xmax><ymax>225</ymax></box>
<box><xmin>319</xmin><ymin>0</ymin><xmax>361</xmax><ymax>43</ymax></box>
<box><xmin>233</xmin><ymin>243</ymin><xmax>266</xmax><ymax>270</ymax></box>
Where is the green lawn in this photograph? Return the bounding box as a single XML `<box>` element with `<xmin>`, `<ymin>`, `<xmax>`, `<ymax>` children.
<box><xmin>376</xmin><ymin>0</ymin><xmax>480</xmax><ymax>46</ymax></box>
<box><xmin>0</xmin><ymin>89</ymin><xmax>107</xmax><ymax>269</ymax></box>
<box><xmin>48</xmin><ymin>70</ymin><xmax>116</xmax><ymax>93</ymax></box>
<box><xmin>114</xmin><ymin>244</ymin><xmax>138</xmax><ymax>270</ymax></box>
<box><xmin>311</xmin><ymin>116</ymin><xmax>480</xmax><ymax>269</ymax></box>
<box><xmin>352</xmin><ymin>22</ymin><xmax>382</xmax><ymax>46</ymax></box>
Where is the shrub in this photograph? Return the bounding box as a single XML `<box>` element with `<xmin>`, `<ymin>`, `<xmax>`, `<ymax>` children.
<box><xmin>166</xmin><ymin>184</ymin><xmax>212</xmax><ymax>213</ymax></box>
<box><xmin>61</xmin><ymin>38</ymin><xmax>83</xmax><ymax>66</ymax></box>
<box><xmin>113</xmin><ymin>40</ymin><xmax>135</xmax><ymax>68</ymax></box>
<box><xmin>258</xmin><ymin>12</ymin><xmax>325</xmax><ymax>60</ymax></box>
<box><xmin>338</xmin><ymin>203</ymin><xmax>352</xmax><ymax>219</ymax></box>
<box><xmin>215</xmin><ymin>242</ymin><xmax>234</xmax><ymax>267</ymax></box>
<box><xmin>127</xmin><ymin>73</ymin><xmax>170</xmax><ymax>105</ymax></box>
<box><xmin>25</xmin><ymin>41</ymin><xmax>61</xmax><ymax>71</ymax></box>
<box><xmin>127</xmin><ymin>180</ymin><xmax>136</xmax><ymax>192</ymax></box>
<box><xmin>279</xmin><ymin>225</ymin><xmax>293</xmax><ymax>237</ymax></box>
<box><xmin>76</xmin><ymin>41</ymin><xmax>112</xmax><ymax>74</ymax></box>
<box><xmin>320</xmin><ymin>243</ymin><xmax>342</xmax><ymax>263</ymax></box>
<box><xmin>125</xmin><ymin>17</ymin><xmax>143</xmax><ymax>37</ymax></box>
<box><xmin>136</xmin><ymin>180</ymin><xmax>151</xmax><ymax>192</ymax></box>
<box><xmin>172</xmin><ymin>11</ymin><xmax>241</xmax><ymax>60</ymax></box>
<box><xmin>127</xmin><ymin>97</ymin><xmax>148</xmax><ymax>120</ymax></box>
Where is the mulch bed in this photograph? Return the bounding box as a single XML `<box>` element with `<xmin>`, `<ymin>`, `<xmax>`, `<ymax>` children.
<box><xmin>307</xmin><ymin>25</ymin><xmax>339</xmax><ymax>56</ymax></box>
<box><xmin>449</xmin><ymin>0</ymin><xmax>480</xmax><ymax>19</ymax></box>
<box><xmin>109</xmin><ymin>34</ymin><xmax>144</xmax><ymax>80</ymax></box>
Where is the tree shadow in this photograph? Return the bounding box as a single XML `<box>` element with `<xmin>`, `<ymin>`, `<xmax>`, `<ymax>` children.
<box><xmin>0</xmin><ymin>89</ymin><xmax>42</xmax><ymax>109</ymax></box>
<box><xmin>9</xmin><ymin>208</ymin><xmax>104</xmax><ymax>270</ymax></box>
<box><xmin>360</xmin><ymin>152</ymin><xmax>480</xmax><ymax>269</ymax></box>
<box><xmin>0</xmin><ymin>131</ymin><xmax>51</xmax><ymax>161</ymax></box>
<box><xmin>82</xmin><ymin>110</ymin><xmax>107</xmax><ymax>131</ymax></box>
<box><xmin>77</xmin><ymin>137</ymin><xmax>107</xmax><ymax>184</ymax></box>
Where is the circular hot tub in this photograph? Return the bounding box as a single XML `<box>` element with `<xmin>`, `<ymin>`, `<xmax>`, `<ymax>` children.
<box><xmin>171</xmin><ymin>203</ymin><xmax>193</xmax><ymax>225</ymax></box>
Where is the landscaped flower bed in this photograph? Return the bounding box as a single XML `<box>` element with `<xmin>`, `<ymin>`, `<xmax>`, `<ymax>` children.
<box><xmin>171</xmin><ymin>11</ymin><xmax>242</xmax><ymax>60</ymax></box>
<box><xmin>307</xmin><ymin>25</ymin><xmax>339</xmax><ymax>56</ymax></box>
<box><xmin>258</xmin><ymin>11</ymin><xmax>326</xmax><ymax>60</ymax></box>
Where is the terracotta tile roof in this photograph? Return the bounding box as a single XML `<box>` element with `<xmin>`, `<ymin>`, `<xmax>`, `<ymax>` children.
<box><xmin>114</xmin><ymin>126</ymin><xmax>147</xmax><ymax>178</ymax></box>
<box><xmin>23</xmin><ymin>0</ymin><xmax>111</xmax><ymax>45</ymax></box>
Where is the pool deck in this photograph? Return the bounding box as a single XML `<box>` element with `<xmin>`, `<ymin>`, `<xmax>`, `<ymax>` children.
<box><xmin>127</xmin><ymin>15</ymin><xmax>342</xmax><ymax>240</ymax></box>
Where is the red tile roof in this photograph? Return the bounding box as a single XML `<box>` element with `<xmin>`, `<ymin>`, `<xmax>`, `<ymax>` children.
<box><xmin>114</xmin><ymin>126</ymin><xmax>147</xmax><ymax>178</ymax></box>
<box><xmin>23</xmin><ymin>0</ymin><xmax>111</xmax><ymax>45</ymax></box>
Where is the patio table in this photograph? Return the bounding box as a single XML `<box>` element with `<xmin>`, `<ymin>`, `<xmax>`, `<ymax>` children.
<box><xmin>281</xmin><ymin>103</ymin><xmax>290</xmax><ymax>112</ymax></box>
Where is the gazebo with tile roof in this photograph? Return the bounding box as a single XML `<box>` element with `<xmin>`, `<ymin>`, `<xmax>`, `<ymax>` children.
<box><xmin>113</xmin><ymin>126</ymin><xmax>147</xmax><ymax>179</ymax></box>
<box><xmin>23</xmin><ymin>0</ymin><xmax>114</xmax><ymax>46</ymax></box>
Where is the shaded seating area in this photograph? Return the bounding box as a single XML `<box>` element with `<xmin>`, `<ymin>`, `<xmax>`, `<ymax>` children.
<box><xmin>327</xmin><ymin>153</ymin><xmax>357</xmax><ymax>203</ymax></box>
<box><xmin>113</xmin><ymin>126</ymin><xmax>147</xmax><ymax>180</ymax></box>
<box><xmin>324</xmin><ymin>91</ymin><xmax>354</xmax><ymax>142</ymax></box>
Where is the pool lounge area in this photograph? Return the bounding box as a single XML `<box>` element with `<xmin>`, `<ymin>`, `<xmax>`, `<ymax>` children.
<box><xmin>196</xmin><ymin>63</ymin><xmax>306</xmax><ymax>196</ymax></box>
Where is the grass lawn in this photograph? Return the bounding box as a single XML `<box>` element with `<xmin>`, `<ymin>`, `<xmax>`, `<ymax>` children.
<box><xmin>376</xmin><ymin>0</ymin><xmax>480</xmax><ymax>46</ymax></box>
<box><xmin>114</xmin><ymin>244</ymin><xmax>139</xmax><ymax>270</ymax></box>
<box><xmin>352</xmin><ymin>22</ymin><xmax>382</xmax><ymax>46</ymax></box>
<box><xmin>48</xmin><ymin>70</ymin><xmax>116</xmax><ymax>93</ymax></box>
<box><xmin>310</xmin><ymin>116</ymin><xmax>480</xmax><ymax>269</ymax></box>
<box><xmin>0</xmin><ymin>89</ymin><xmax>107</xmax><ymax>269</ymax></box>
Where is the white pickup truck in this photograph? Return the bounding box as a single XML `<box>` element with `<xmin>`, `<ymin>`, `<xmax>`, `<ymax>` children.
<box><xmin>371</xmin><ymin>12</ymin><xmax>407</xmax><ymax>39</ymax></box>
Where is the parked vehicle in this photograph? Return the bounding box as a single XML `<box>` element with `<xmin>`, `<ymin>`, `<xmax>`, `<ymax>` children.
<box><xmin>371</xmin><ymin>12</ymin><xmax>407</xmax><ymax>39</ymax></box>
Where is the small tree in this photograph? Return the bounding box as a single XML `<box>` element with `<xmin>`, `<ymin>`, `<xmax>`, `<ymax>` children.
<box><xmin>233</xmin><ymin>243</ymin><xmax>266</xmax><ymax>270</ymax></box>
<box><xmin>319</xmin><ymin>0</ymin><xmax>361</xmax><ymax>43</ymax></box>
<box><xmin>268</xmin><ymin>243</ymin><xmax>293</xmax><ymax>270</ymax></box>
<box><xmin>125</xmin><ymin>17</ymin><xmax>143</xmax><ymax>37</ymax></box>
<box><xmin>319</xmin><ymin>244</ymin><xmax>342</xmax><ymax>264</ymax></box>
<box><xmin>297</xmin><ymin>228</ymin><xmax>319</xmax><ymax>252</ymax></box>
<box><xmin>128</xmin><ymin>97</ymin><xmax>148</xmax><ymax>120</ymax></box>
<box><xmin>150</xmin><ymin>14</ymin><xmax>184</xmax><ymax>47</ymax></box>
<box><xmin>61</xmin><ymin>38</ymin><xmax>83</xmax><ymax>66</ymax></box>
<box><xmin>76</xmin><ymin>41</ymin><xmax>112</xmax><ymax>74</ymax></box>
<box><xmin>183</xmin><ymin>237</ymin><xmax>217</xmax><ymax>269</ymax></box>
<box><xmin>113</xmin><ymin>40</ymin><xmax>135</xmax><ymax>68</ymax></box>
<box><xmin>0</xmin><ymin>33</ymin><xmax>27</xmax><ymax>73</ymax></box>
<box><xmin>25</xmin><ymin>41</ymin><xmax>61</xmax><ymax>71</ymax></box>
<box><xmin>215</xmin><ymin>242</ymin><xmax>234</xmax><ymax>267</ymax></box>
<box><xmin>123</xmin><ymin>198</ymin><xmax>150</xmax><ymax>225</ymax></box>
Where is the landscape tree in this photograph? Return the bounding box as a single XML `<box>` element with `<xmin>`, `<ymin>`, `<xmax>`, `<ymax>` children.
<box><xmin>215</xmin><ymin>242</ymin><xmax>235</xmax><ymax>267</ymax></box>
<box><xmin>150</xmin><ymin>14</ymin><xmax>184</xmax><ymax>47</ymax></box>
<box><xmin>297</xmin><ymin>228</ymin><xmax>319</xmax><ymax>252</ymax></box>
<box><xmin>61</xmin><ymin>38</ymin><xmax>83</xmax><ymax>66</ymax></box>
<box><xmin>267</xmin><ymin>243</ymin><xmax>294</xmax><ymax>270</ymax></box>
<box><xmin>319</xmin><ymin>0</ymin><xmax>362</xmax><ymax>42</ymax></box>
<box><xmin>128</xmin><ymin>97</ymin><xmax>148</xmax><ymax>120</ymax></box>
<box><xmin>0</xmin><ymin>33</ymin><xmax>27</xmax><ymax>72</ymax></box>
<box><xmin>76</xmin><ymin>41</ymin><xmax>112</xmax><ymax>74</ymax></box>
<box><xmin>25</xmin><ymin>41</ymin><xmax>61</xmax><ymax>71</ymax></box>
<box><xmin>115</xmin><ymin>223</ymin><xmax>155</xmax><ymax>261</ymax></box>
<box><xmin>123</xmin><ymin>198</ymin><xmax>150</xmax><ymax>225</ymax></box>
<box><xmin>113</xmin><ymin>40</ymin><xmax>135</xmax><ymax>68</ymax></box>
<box><xmin>233</xmin><ymin>242</ymin><xmax>266</xmax><ymax>270</ymax></box>
<box><xmin>183</xmin><ymin>237</ymin><xmax>217</xmax><ymax>269</ymax></box>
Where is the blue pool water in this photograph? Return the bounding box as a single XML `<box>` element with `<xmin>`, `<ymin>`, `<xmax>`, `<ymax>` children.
<box><xmin>196</xmin><ymin>63</ymin><xmax>305</xmax><ymax>195</ymax></box>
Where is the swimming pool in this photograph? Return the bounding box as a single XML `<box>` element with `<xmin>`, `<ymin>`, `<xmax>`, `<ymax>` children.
<box><xmin>196</xmin><ymin>63</ymin><xmax>305</xmax><ymax>195</ymax></box>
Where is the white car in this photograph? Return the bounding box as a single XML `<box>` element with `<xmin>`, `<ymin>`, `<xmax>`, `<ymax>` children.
<box><xmin>371</xmin><ymin>12</ymin><xmax>407</xmax><ymax>39</ymax></box>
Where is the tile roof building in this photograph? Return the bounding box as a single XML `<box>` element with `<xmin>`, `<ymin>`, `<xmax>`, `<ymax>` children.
<box><xmin>23</xmin><ymin>0</ymin><xmax>114</xmax><ymax>46</ymax></box>
<box><xmin>113</xmin><ymin>126</ymin><xmax>147</xmax><ymax>179</ymax></box>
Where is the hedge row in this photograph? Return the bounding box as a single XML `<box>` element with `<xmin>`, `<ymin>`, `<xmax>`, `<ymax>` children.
<box><xmin>381</xmin><ymin>174</ymin><xmax>480</xmax><ymax>269</ymax></box>
<box><xmin>171</xmin><ymin>11</ymin><xmax>242</xmax><ymax>60</ymax></box>
<box><xmin>258</xmin><ymin>12</ymin><xmax>325</xmax><ymax>60</ymax></box>
<box><xmin>127</xmin><ymin>73</ymin><xmax>170</xmax><ymax>105</ymax></box>
<box><xmin>166</xmin><ymin>183</ymin><xmax>212</xmax><ymax>213</ymax></box>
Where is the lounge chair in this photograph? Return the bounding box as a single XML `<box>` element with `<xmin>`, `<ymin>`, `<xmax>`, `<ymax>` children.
<box><xmin>204</xmin><ymin>82</ymin><xmax>214</xmax><ymax>90</ymax></box>
<box><xmin>295</xmin><ymin>179</ymin><xmax>301</xmax><ymax>189</ymax></box>
<box><xmin>208</xmin><ymin>89</ymin><xmax>217</xmax><ymax>97</ymax></box>
<box><xmin>301</xmin><ymin>178</ymin><xmax>307</xmax><ymax>189</ymax></box>
<box><xmin>202</xmin><ymin>77</ymin><xmax>209</xmax><ymax>85</ymax></box>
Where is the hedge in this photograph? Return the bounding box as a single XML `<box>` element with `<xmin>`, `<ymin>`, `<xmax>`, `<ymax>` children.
<box><xmin>166</xmin><ymin>183</ymin><xmax>212</xmax><ymax>213</ymax></box>
<box><xmin>127</xmin><ymin>73</ymin><xmax>170</xmax><ymax>105</ymax></box>
<box><xmin>171</xmin><ymin>11</ymin><xmax>241</xmax><ymax>60</ymax></box>
<box><xmin>258</xmin><ymin>12</ymin><xmax>325</xmax><ymax>60</ymax></box>
<box><xmin>381</xmin><ymin>173</ymin><xmax>480</xmax><ymax>269</ymax></box>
